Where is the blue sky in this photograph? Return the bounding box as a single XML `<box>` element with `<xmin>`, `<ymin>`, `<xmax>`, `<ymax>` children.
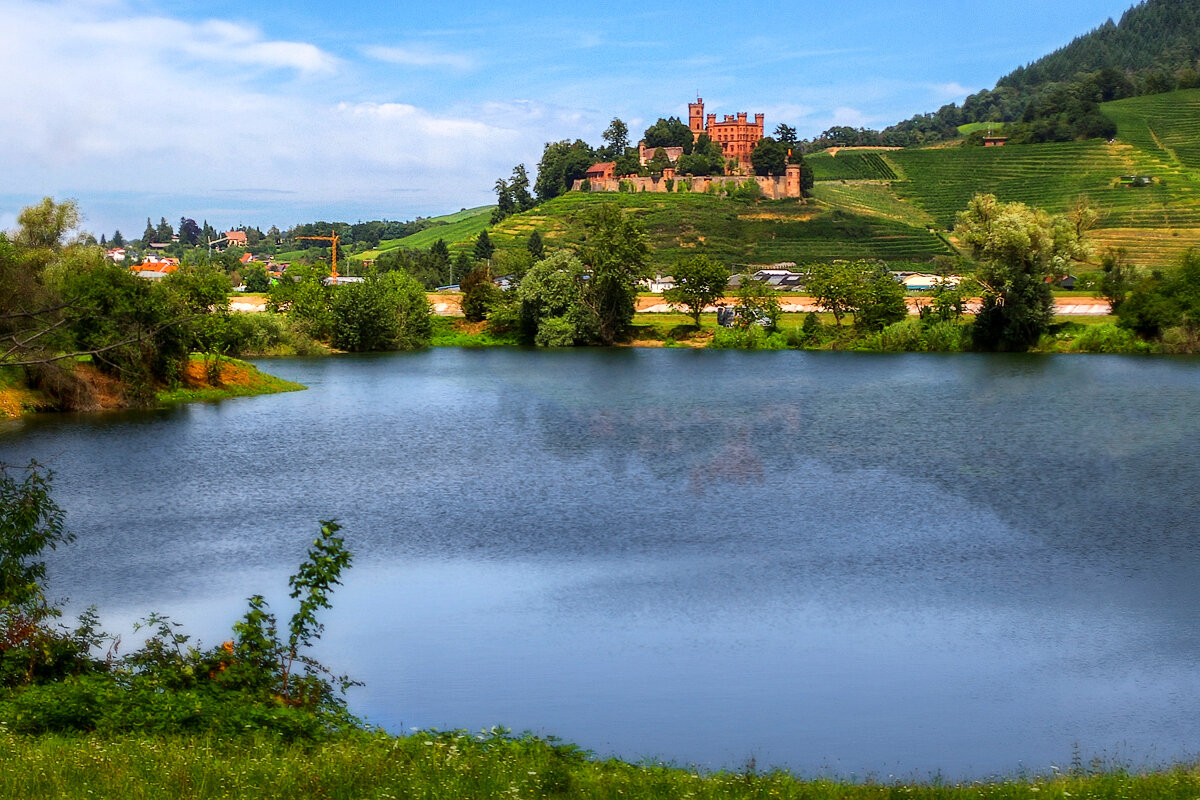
<box><xmin>0</xmin><ymin>0</ymin><xmax>1135</xmax><ymax>238</ymax></box>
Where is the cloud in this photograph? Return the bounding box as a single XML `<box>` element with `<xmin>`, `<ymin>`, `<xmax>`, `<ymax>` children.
<box><xmin>362</xmin><ymin>44</ymin><xmax>475</xmax><ymax>70</ymax></box>
<box><xmin>928</xmin><ymin>82</ymin><xmax>976</xmax><ymax>102</ymax></box>
<box><xmin>0</xmin><ymin>0</ymin><xmax>558</xmax><ymax>231</ymax></box>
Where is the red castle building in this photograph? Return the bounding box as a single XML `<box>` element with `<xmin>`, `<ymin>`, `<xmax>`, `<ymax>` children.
<box><xmin>688</xmin><ymin>97</ymin><xmax>764</xmax><ymax>173</ymax></box>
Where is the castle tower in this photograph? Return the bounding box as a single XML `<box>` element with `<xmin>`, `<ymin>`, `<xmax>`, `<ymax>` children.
<box><xmin>688</xmin><ymin>98</ymin><xmax>705</xmax><ymax>137</ymax></box>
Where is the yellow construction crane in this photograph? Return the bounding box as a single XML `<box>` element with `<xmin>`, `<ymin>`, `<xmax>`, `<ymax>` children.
<box><xmin>296</xmin><ymin>231</ymin><xmax>341</xmax><ymax>282</ymax></box>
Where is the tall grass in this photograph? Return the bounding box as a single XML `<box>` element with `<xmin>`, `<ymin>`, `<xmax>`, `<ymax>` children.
<box><xmin>2</xmin><ymin>728</ymin><xmax>1200</xmax><ymax>800</ymax></box>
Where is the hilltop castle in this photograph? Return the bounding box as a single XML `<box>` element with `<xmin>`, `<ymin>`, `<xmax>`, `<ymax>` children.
<box><xmin>688</xmin><ymin>97</ymin><xmax>764</xmax><ymax>173</ymax></box>
<box><xmin>576</xmin><ymin>96</ymin><xmax>801</xmax><ymax>199</ymax></box>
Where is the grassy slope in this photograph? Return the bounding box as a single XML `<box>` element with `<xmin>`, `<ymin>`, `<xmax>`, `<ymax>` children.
<box><xmin>488</xmin><ymin>192</ymin><xmax>951</xmax><ymax>269</ymax></box>
<box><xmin>359</xmin><ymin>205</ymin><xmax>496</xmax><ymax>258</ymax></box>
<box><xmin>798</xmin><ymin>89</ymin><xmax>1200</xmax><ymax>268</ymax></box>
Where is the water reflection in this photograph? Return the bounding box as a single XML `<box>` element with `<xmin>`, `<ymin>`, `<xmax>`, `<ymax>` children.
<box><xmin>1</xmin><ymin>349</ymin><xmax>1199</xmax><ymax>777</ymax></box>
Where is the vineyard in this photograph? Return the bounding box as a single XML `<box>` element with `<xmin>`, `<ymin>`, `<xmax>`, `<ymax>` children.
<box><xmin>807</xmin><ymin>151</ymin><xmax>899</xmax><ymax>181</ymax></box>
<box><xmin>488</xmin><ymin>192</ymin><xmax>950</xmax><ymax>268</ymax></box>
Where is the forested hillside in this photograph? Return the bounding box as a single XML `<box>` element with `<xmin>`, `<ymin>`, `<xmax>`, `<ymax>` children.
<box><xmin>880</xmin><ymin>0</ymin><xmax>1200</xmax><ymax>146</ymax></box>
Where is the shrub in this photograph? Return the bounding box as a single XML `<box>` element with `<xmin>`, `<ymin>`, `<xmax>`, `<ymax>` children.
<box><xmin>876</xmin><ymin>318</ymin><xmax>928</xmax><ymax>351</ymax></box>
<box><xmin>1069</xmin><ymin>323</ymin><xmax>1148</xmax><ymax>353</ymax></box>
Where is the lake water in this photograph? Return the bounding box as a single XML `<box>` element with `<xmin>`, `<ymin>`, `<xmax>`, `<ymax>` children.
<box><xmin>2</xmin><ymin>348</ymin><xmax>1199</xmax><ymax>779</ymax></box>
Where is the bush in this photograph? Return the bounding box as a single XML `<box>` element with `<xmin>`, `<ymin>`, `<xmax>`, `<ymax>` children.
<box><xmin>1068</xmin><ymin>323</ymin><xmax>1149</xmax><ymax>353</ymax></box>
<box><xmin>709</xmin><ymin>326</ymin><xmax>787</xmax><ymax>349</ymax></box>
<box><xmin>875</xmin><ymin>318</ymin><xmax>928</xmax><ymax>351</ymax></box>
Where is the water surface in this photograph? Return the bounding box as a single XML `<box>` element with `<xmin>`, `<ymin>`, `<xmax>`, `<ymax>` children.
<box><xmin>2</xmin><ymin>348</ymin><xmax>1199</xmax><ymax>778</ymax></box>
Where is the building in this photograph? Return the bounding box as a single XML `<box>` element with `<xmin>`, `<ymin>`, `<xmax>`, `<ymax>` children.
<box><xmin>688</xmin><ymin>97</ymin><xmax>764</xmax><ymax>173</ymax></box>
<box><xmin>585</xmin><ymin>162</ymin><xmax>616</xmax><ymax>181</ymax></box>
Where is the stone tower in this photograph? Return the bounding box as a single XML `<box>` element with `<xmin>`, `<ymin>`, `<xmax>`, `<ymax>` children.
<box><xmin>688</xmin><ymin>98</ymin><xmax>705</xmax><ymax>137</ymax></box>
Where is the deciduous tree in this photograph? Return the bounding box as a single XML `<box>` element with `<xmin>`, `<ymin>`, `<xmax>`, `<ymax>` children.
<box><xmin>665</xmin><ymin>255</ymin><xmax>730</xmax><ymax>325</ymax></box>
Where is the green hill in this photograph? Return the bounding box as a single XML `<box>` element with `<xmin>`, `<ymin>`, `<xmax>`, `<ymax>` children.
<box><xmin>792</xmin><ymin>89</ymin><xmax>1200</xmax><ymax>267</ymax></box>
<box><xmin>486</xmin><ymin>191</ymin><xmax>950</xmax><ymax>270</ymax></box>
<box><xmin>357</xmin><ymin>206</ymin><xmax>495</xmax><ymax>260</ymax></box>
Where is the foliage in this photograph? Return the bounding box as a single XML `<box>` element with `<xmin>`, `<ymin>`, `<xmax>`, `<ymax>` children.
<box><xmin>805</xmin><ymin>261</ymin><xmax>861</xmax><ymax>327</ymax></box>
<box><xmin>599</xmin><ymin>118</ymin><xmax>630</xmax><ymax>161</ymax></box>
<box><xmin>664</xmin><ymin>255</ymin><xmax>730</xmax><ymax>325</ymax></box>
<box><xmin>473</xmin><ymin>230</ymin><xmax>496</xmax><ymax>262</ymax></box>
<box><xmin>675</xmin><ymin>135</ymin><xmax>725</xmax><ymax>176</ymax></box>
<box><xmin>730</xmin><ymin>277</ymin><xmax>781</xmax><ymax>331</ymax></box>
<box><xmin>853</xmin><ymin>264</ymin><xmax>909</xmax><ymax>332</ymax></box>
<box><xmin>642</xmin><ymin>116</ymin><xmax>693</xmax><ymax>149</ymax></box>
<box><xmin>1116</xmin><ymin>249</ymin><xmax>1200</xmax><ymax>339</ymax></box>
<box><xmin>750</xmin><ymin>137</ymin><xmax>788</xmax><ymax>176</ymax></box>
<box><xmin>0</xmin><ymin>465</ymin><xmax>360</xmax><ymax>738</ymax></box>
<box><xmin>577</xmin><ymin>203</ymin><xmax>651</xmax><ymax>345</ymax></box>
<box><xmin>460</xmin><ymin>264</ymin><xmax>500</xmax><ymax>322</ymax></box>
<box><xmin>329</xmin><ymin>272</ymin><xmax>431</xmax><ymax>352</ymax></box>
<box><xmin>516</xmin><ymin>251</ymin><xmax>591</xmax><ymax>346</ymax></box>
<box><xmin>955</xmin><ymin>193</ymin><xmax>1088</xmax><ymax>351</ymax></box>
<box><xmin>534</xmin><ymin>139</ymin><xmax>596</xmax><ymax>201</ymax></box>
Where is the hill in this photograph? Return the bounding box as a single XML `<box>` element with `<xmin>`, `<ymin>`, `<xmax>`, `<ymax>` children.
<box><xmin>356</xmin><ymin>206</ymin><xmax>495</xmax><ymax>260</ymax></box>
<box><xmin>484</xmin><ymin>191</ymin><xmax>951</xmax><ymax>270</ymax></box>
<box><xmin>802</xmin><ymin>89</ymin><xmax>1200</xmax><ymax>267</ymax></box>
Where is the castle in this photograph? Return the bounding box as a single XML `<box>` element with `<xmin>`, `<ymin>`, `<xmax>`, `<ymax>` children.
<box><xmin>574</xmin><ymin>96</ymin><xmax>802</xmax><ymax>199</ymax></box>
<box><xmin>688</xmin><ymin>97</ymin><xmax>764</xmax><ymax>173</ymax></box>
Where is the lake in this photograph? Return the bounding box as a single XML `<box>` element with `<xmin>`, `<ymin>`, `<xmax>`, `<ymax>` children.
<box><xmin>2</xmin><ymin>348</ymin><xmax>1199</xmax><ymax>779</ymax></box>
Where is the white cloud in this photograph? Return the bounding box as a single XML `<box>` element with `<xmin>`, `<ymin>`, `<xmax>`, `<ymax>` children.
<box><xmin>362</xmin><ymin>44</ymin><xmax>475</xmax><ymax>70</ymax></box>
<box><xmin>0</xmin><ymin>0</ymin><xmax>560</xmax><ymax>231</ymax></box>
<box><xmin>928</xmin><ymin>82</ymin><xmax>976</xmax><ymax>102</ymax></box>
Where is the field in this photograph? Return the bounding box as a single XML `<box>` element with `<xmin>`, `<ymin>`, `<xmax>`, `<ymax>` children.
<box><xmin>488</xmin><ymin>192</ymin><xmax>951</xmax><ymax>269</ymax></box>
<box><xmin>355</xmin><ymin>206</ymin><xmax>496</xmax><ymax>261</ymax></box>
<box><xmin>806</xmin><ymin>151</ymin><xmax>899</xmax><ymax>181</ymax></box>
<box><xmin>792</xmin><ymin>90</ymin><xmax>1200</xmax><ymax>268</ymax></box>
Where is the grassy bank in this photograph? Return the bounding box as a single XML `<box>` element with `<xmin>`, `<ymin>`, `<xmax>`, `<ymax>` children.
<box><xmin>1</xmin><ymin>729</ymin><xmax>1197</xmax><ymax>800</ymax></box>
<box><xmin>156</xmin><ymin>355</ymin><xmax>305</xmax><ymax>405</ymax></box>
<box><xmin>427</xmin><ymin>313</ymin><xmax>1157</xmax><ymax>354</ymax></box>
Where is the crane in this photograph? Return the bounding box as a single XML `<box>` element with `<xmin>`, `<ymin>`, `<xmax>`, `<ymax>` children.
<box><xmin>296</xmin><ymin>231</ymin><xmax>341</xmax><ymax>283</ymax></box>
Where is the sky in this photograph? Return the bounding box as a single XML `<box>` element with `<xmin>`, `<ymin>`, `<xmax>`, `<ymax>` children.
<box><xmin>0</xmin><ymin>0</ymin><xmax>1138</xmax><ymax>239</ymax></box>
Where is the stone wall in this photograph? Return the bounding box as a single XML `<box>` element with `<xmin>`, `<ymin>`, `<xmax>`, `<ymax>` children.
<box><xmin>573</xmin><ymin>165</ymin><xmax>802</xmax><ymax>199</ymax></box>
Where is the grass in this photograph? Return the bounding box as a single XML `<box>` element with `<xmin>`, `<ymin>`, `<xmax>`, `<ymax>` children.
<box><xmin>489</xmin><ymin>192</ymin><xmax>951</xmax><ymax>269</ymax></box>
<box><xmin>807</xmin><ymin>151</ymin><xmax>900</xmax><ymax>181</ymax></box>
<box><xmin>1</xmin><ymin>729</ymin><xmax>1198</xmax><ymax>800</ymax></box>
<box><xmin>364</xmin><ymin>206</ymin><xmax>496</xmax><ymax>256</ymax></box>
<box><xmin>429</xmin><ymin>316</ymin><xmax>520</xmax><ymax>347</ymax></box>
<box><xmin>156</xmin><ymin>356</ymin><xmax>306</xmax><ymax>405</ymax></box>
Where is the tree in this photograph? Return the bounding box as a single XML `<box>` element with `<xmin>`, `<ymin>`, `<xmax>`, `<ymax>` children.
<box><xmin>854</xmin><ymin>264</ymin><xmax>909</xmax><ymax>332</ymax></box>
<box><xmin>600</xmin><ymin>118</ymin><xmax>630</xmax><ymax>161</ymax></box>
<box><xmin>664</xmin><ymin>255</ymin><xmax>730</xmax><ymax>325</ymax></box>
<box><xmin>1098</xmin><ymin>248</ymin><xmax>1137</xmax><ymax>314</ymax></box>
<box><xmin>731</xmin><ymin>276</ymin><xmax>781</xmax><ymax>330</ymax></box>
<box><xmin>516</xmin><ymin>251</ymin><xmax>590</xmax><ymax>346</ymax></box>
<box><xmin>647</xmin><ymin>147</ymin><xmax>672</xmax><ymax>173</ymax></box>
<box><xmin>473</xmin><ymin>230</ymin><xmax>495</xmax><ymax>262</ymax></box>
<box><xmin>329</xmin><ymin>272</ymin><xmax>430</xmax><ymax>352</ymax></box>
<box><xmin>111</xmin><ymin>230</ymin><xmax>125</xmax><ymax>248</ymax></box>
<box><xmin>156</xmin><ymin>217</ymin><xmax>174</xmax><ymax>243</ymax></box>
<box><xmin>750</xmin><ymin>137</ymin><xmax>787</xmax><ymax>176</ymax></box>
<box><xmin>806</xmin><ymin>261</ymin><xmax>861</xmax><ymax>326</ymax></box>
<box><xmin>510</xmin><ymin>164</ymin><xmax>535</xmax><ymax>211</ymax></box>
<box><xmin>242</xmin><ymin>263</ymin><xmax>270</xmax><ymax>293</ymax></box>
<box><xmin>178</xmin><ymin>218</ymin><xmax>201</xmax><ymax>246</ymax></box>
<box><xmin>527</xmin><ymin>230</ymin><xmax>545</xmax><ymax>261</ymax></box>
<box><xmin>577</xmin><ymin>203</ymin><xmax>650</xmax><ymax>345</ymax></box>
<box><xmin>534</xmin><ymin>139</ymin><xmax>596</xmax><ymax>201</ymax></box>
<box><xmin>955</xmin><ymin>193</ymin><xmax>1088</xmax><ymax>351</ymax></box>
<box><xmin>642</xmin><ymin>117</ymin><xmax>693</xmax><ymax>149</ymax></box>
<box><xmin>676</xmin><ymin>135</ymin><xmax>724</xmax><ymax>176</ymax></box>
<box><xmin>460</xmin><ymin>264</ymin><xmax>500</xmax><ymax>322</ymax></box>
<box><xmin>142</xmin><ymin>218</ymin><xmax>156</xmax><ymax>244</ymax></box>
<box><xmin>429</xmin><ymin>239</ymin><xmax>451</xmax><ymax>284</ymax></box>
<box><xmin>774</xmin><ymin>124</ymin><xmax>798</xmax><ymax>145</ymax></box>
